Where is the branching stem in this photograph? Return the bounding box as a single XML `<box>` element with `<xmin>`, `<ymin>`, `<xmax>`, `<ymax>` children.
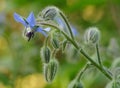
<box><xmin>37</xmin><ymin>22</ymin><xmax>113</xmax><ymax>80</ymax></box>
<box><xmin>76</xmin><ymin>63</ymin><xmax>89</xmax><ymax>81</ymax></box>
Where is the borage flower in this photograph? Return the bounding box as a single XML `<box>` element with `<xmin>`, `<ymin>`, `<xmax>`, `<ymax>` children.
<box><xmin>14</xmin><ymin>12</ymin><xmax>50</xmax><ymax>41</ymax></box>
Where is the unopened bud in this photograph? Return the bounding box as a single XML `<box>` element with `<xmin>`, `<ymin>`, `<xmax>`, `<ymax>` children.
<box><xmin>68</xmin><ymin>80</ymin><xmax>84</xmax><ymax>88</ymax></box>
<box><xmin>105</xmin><ymin>81</ymin><xmax>113</xmax><ymax>88</ymax></box>
<box><xmin>113</xmin><ymin>81</ymin><xmax>120</xmax><ymax>88</ymax></box>
<box><xmin>84</xmin><ymin>27</ymin><xmax>100</xmax><ymax>45</ymax></box>
<box><xmin>40</xmin><ymin>46</ymin><xmax>51</xmax><ymax>63</ymax></box>
<box><xmin>51</xmin><ymin>37</ymin><xmax>59</xmax><ymax>49</ymax></box>
<box><xmin>106</xmin><ymin>67</ymin><xmax>120</xmax><ymax>88</ymax></box>
<box><xmin>41</xmin><ymin>6</ymin><xmax>59</xmax><ymax>20</ymax></box>
<box><xmin>43</xmin><ymin>59</ymin><xmax>58</xmax><ymax>83</ymax></box>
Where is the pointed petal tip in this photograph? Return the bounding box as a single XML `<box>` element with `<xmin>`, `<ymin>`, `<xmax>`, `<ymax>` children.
<box><xmin>13</xmin><ymin>12</ymin><xmax>27</xmax><ymax>26</ymax></box>
<box><xmin>13</xmin><ymin>12</ymin><xmax>20</xmax><ymax>21</ymax></box>
<box><xmin>26</xmin><ymin>12</ymin><xmax>36</xmax><ymax>26</ymax></box>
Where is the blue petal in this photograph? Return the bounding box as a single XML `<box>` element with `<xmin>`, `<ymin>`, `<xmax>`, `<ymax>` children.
<box><xmin>14</xmin><ymin>13</ymin><xmax>27</xmax><ymax>26</ymax></box>
<box><xmin>54</xmin><ymin>17</ymin><xmax>69</xmax><ymax>33</ymax></box>
<box><xmin>36</xmin><ymin>27</ymin><xmax>47</xmax><ymax>37</ymax></box>
<box><xmin>55</xmin><ymin>17</ymin><xmax>65</xmax><ymax>28</ymax></box>
<box><xmin>71</xmin><ymin>26</ymin><xmax>78</xmax><ymax>36</ymax></box>
<box><xmin>55</xmin><ymin>17</ymin><xmax>78</xmax><ymax>36</ymax></box>
<box><xmin>26</xmin><ymin>12</ymin><xmax>36</xmax><ymax>27</ymax></box>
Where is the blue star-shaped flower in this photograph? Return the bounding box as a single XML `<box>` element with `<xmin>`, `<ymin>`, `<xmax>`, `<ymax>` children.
<box><xmin>14</xmin><ymin>12</ymin><xmax>50</xmax><ymax>41</ymax></box>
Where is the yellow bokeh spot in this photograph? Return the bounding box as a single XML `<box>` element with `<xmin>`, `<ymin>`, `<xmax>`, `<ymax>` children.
<box><xmin>0</xmin><ymin>82</ymin><xmax>10</xmax><ymax>88</ymax></box>
<box><xmin>0</xmin><ymin>83</ymin><xmax>6</xmax><ymax>88</ymax></box>
<box><xmin>83</xmin><ymin>5</ymin><xmax>95</xmax><ymax>19</ymax></box>
<box><xmin>82</xmin><ymin>5</ymin><xmax>104</xmax><ymax>23</ymax></box>
<box><xmin>67</xmin><ymin>0</ymin><xmax>79</xmax><ymax>6</ymax></box>
<box><xmin>15</xmin><ymin>73</ymin><xmax>46</xmax><ymax>88</ymax></box>
<box><xmin>0</xmin><ymin>0</ymin><xmax>6</xmax><ymax>12</ymax></box>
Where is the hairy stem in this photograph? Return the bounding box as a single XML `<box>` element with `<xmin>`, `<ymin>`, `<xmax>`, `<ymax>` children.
<box><xmin>96</xmin><ymin>44</ymin><xmax>103</xmax><ymax>67</ymax></box>
<box><xmin>52</xmin><ymin>49</ymin><xmax>57</xmax><ymax>58</ymax></box>
<box><xmin>37</xmin><ymin>22</ymin><xmax>112</xmax><ymax>80</ymax></box>
<box><xmin>59</xmin><ymin>11</ymin><xmax>75</xmax><ymax>40</ymax></box>
<box><xmin>76</xmin><ymin>63</ymin><xmax>89</xmax><ymax>81</ymax></box>
<box><xmin>44</xmin><ymin>36</ymin><xmax>49</xmax><ymax>46</ymax></box>
<box><xmin>80</xmin><ymin>49</ymin><xmax>112</xmax><ymax>80</ymax></box>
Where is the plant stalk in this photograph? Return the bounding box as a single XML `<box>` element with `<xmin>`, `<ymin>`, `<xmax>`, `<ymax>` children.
<box><xmin>76</xmin><ymin>63</ymin><xmax>89</xmax><ymax>81</ymax></box>
<box><xmin>59</xmin><ymin>11</ymin><xmax>74</xmax><ymax>40</ymax></box>
<box><xmin>37</xmin><ymin>22</ymin><xmax>112</xmax><ymax>80</ymax></box>
<box><xmin>96</xmin><ymin>43</ymin><xmax>103</xmax><ymax>67</ymax></box>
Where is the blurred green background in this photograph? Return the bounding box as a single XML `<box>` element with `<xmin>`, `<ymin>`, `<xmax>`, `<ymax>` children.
<box><xmin>0</xmin><ymin>0</ymin><xmax>120</xmax><ymax>88</ymax></box>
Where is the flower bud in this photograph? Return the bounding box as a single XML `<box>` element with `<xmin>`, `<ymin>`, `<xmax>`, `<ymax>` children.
<box><xmin>106</xmin><ymin>68</ymin><xmax>120</xmax><ymax>88</ymax></box>
<box><xmin>112</xmin><ymin>67</ymin><xmax>120</xmax><ymax>81</ymax></box>
<box><xmin>51</xmin><ymin>37</ymin><xmax>59</xmax><ymax>49</ymax></box>
<box><xmin>43</xmin><ymin>59</ymin><xmax>58</xmax><ymax>83</ymax></box>
<box><xmin>105</xmin><ymin>81</ymin><xmax>113</xmax><ymax>88</ymax></box>
<box><xmin>84</xmin><ymin>27</ymin><xmax>100</xmax><ymax>45</ymax></box>
<box><xmin>114</xmin><ymin>81</ymin><xmax>120</xmax><ymax>88</ymax></box>
<box><xmin>40</xmin><ymin>46</ymin><xmax>51</xmax><ymax>63</ymax></box>
<box><xmin>106</xmin><ymin>80</ymin><xmax>120</xmax><ymax>88</ymax></box>
<box><xmin>41</xmin><ymin>6</ymin><xmax>59</xmax><ymax>20</ymax></box>
<box><xmin>68</xmin><ymin>80</ymin><xmax>84</xmax><ymax>88</ymax></box>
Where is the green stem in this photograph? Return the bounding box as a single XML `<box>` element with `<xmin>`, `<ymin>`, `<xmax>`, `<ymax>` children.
<box><xmin>76</xmin><ymin>63</ymin><xmax>89</xmax><ymax>81</ymax></box>
<box><xmin>37</xmin><ymin>22</ymin><xmax>112</xmax><ymax>80</ymax></box>
<box><xmin>59</xmin><ymin>11</ymin><xmax>74</xmax><ymax>40</ymax></box>
<box><xmin>52</xmin><ymin>49</ymin><xmax>57</xmax><ymax>59</ymax></box>
<box><xmin>44</xmin><ymin>36</ymin><xmax>49</xmax><ymax>46</ymax></box>
<box><xmin>96</xmin><ymin>43</ymin><xmax>102</xmax><ymax>67</ymax></box>
<box><xmin>80</xmin><ymin>49</ymin><xmax>112</xmax><ymax>80</ymax></box>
